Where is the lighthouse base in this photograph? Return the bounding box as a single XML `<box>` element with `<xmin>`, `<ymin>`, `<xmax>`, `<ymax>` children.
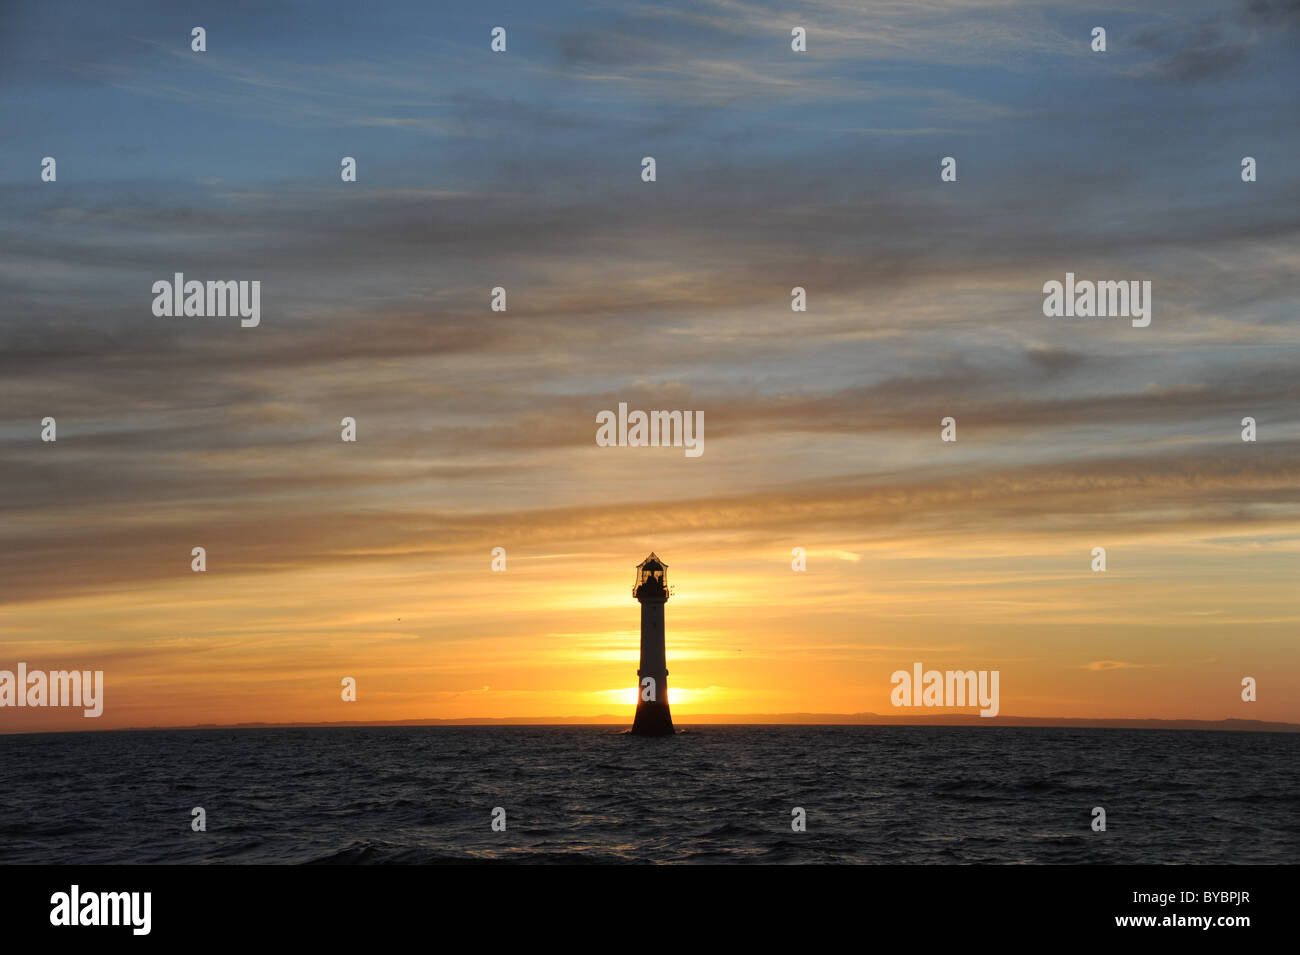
<box><xmin>631</xmin><ymin>699</ymin><xmax>675</xmax><ymax>736</ymax></box>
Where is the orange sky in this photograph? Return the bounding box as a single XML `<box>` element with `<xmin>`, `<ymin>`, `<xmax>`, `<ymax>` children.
<box><xmin>3</xmin><ymin>520</ymin><xmax>1296</xmax><ymax>731</ymax></box>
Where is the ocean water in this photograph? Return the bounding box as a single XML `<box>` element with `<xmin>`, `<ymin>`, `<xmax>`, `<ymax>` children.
<box><xmin>0</xmin><ymin>725</ymin><xmax>1296</xmax><ymax>864</ymax></box>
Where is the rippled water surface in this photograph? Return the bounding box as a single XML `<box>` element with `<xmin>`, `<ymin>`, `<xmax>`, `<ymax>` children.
<box><xmin>1</xmin><ymin>725</ymin><xmax>1296</xmax><ymax>863</ymax></box>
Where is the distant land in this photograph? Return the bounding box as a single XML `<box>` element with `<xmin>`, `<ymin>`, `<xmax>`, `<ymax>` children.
<box><xmin>5</xmin><ymin>713</ymin><xmax>1297</xmax><ymax>735</ymax></box>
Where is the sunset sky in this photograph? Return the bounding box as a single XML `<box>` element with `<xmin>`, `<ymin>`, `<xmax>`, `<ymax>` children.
<box><xmin>2</xmin><ymin>0</ymin><xmax>1298</xmax><ymax>732</ymax></box>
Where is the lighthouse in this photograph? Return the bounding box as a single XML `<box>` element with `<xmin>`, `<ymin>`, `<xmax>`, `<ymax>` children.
<box><xmin>631</xmin><ymin>553</ymin><xmax>675</xmax><ymax>736</ymax></box>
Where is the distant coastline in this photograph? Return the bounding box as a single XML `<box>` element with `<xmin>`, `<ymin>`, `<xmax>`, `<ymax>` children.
<box><xmin>4</xmin><ymin>714</ymin><xmax>1297</xmax><ymax>736</ymax></box>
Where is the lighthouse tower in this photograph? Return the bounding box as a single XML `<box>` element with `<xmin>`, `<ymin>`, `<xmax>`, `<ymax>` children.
<box><xmin>631</xmin><ymin>553</ymin><xmax>675</xmax><ymax>736</ymax></box>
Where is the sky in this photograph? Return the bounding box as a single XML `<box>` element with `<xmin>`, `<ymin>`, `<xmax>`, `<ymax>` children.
<box><xmin>1</xmin><ymin>0</ymin><xmax>1298</xmax><ymax>732</ymax></box>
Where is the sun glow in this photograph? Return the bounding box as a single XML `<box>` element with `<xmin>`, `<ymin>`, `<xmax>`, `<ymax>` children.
<box><xmin>597</xmin><ymin>686</ymin><xmax>720</xmax><ymax>707</ymax></box>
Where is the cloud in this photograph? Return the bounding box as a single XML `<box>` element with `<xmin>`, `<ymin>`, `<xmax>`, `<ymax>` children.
<box><xmin>2</xmin><ymin>0</ymin><xmax>1297</xmax><ymax>619</ymax></box>
<box><xmin>1130</xmin><ymin>0</ymin><xmax>1300</xmax><ymax>85</ymax></box>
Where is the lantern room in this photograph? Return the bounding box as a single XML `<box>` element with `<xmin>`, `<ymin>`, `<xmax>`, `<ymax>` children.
<box><xmin>633</xmin><ymin>553</ymin><xmax>669</xmax><ymax>599</ymax></box>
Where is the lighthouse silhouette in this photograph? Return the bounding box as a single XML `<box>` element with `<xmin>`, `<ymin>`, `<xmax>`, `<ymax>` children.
<box><xmin>631</xmin><ymin>553</ymin><xmax>675</xmax><ymax>736</ymax></box>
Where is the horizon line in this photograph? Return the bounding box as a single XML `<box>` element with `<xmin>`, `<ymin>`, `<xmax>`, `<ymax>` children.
<box><xmin>4</xmin><ymin>713</ymin><xmax>1298</xmax><ymax>737</ymax></box>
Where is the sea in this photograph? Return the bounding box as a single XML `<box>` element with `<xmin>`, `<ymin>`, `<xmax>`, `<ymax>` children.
<box><xmin>1</xmin><ymin>725</ymin><xmax>1296</xmax><ymax>864</ymax></box>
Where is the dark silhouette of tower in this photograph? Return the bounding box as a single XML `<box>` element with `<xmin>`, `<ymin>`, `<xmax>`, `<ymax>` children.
<box><xmin>631</xmin><ymin>553</ymin><xmax>675</xmax><ymax>736</ymax></box>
